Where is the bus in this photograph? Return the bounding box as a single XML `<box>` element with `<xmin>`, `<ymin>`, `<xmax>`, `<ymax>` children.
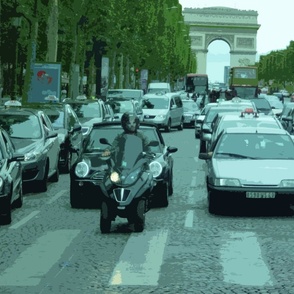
<box><xmin>229</xmin><ymin>66</ymin><xmax>259</xmax><ymax>99</ymax></box>
<box><xmin>185</xmin><ymin>73</ymin><xmax>209</xmax><ymax>95</ymax></box>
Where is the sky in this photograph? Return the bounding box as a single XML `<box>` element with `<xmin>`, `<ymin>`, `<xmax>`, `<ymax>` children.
<box><xmin>178</xmin><ymin>0</ymin><xmax>294</xmax><ymax>83</ymax></box>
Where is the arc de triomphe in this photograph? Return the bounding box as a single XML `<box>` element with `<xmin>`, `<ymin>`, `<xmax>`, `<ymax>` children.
<box><xmin>182</xmin><ymin>6</ymin><xmax>260</xmax><ymax>74</ymax></box>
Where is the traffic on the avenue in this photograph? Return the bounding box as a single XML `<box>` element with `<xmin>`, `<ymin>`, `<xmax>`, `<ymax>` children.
<box><xmin>1</xmin><ymin>0</ymin><xmax>294</xmax><ymax>293</ymax></box>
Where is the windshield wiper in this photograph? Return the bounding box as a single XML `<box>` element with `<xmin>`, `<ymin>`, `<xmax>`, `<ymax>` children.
<box><xmin>216</xmin><ymin>152</ymin><xmax>257</xmax><ymax>159</ymax></box>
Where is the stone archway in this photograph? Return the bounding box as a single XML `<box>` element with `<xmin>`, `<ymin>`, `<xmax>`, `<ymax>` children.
<box><xmin>182</xmin><ymin>6</ymin><xmax>260</xmax><ymax>74</ymax></box>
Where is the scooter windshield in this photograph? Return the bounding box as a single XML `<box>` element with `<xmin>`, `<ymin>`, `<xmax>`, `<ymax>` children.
<box><xmin>112</xmin><ymin>134</ymin><xmax>143</xmax><ymax>170</ymax></box>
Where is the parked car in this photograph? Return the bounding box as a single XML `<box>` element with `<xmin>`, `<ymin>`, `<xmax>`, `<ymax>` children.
<box><xmin>64</xmin><ymin>98</ymin><xmax>110</xmax><ymax>137</ymax></box>
<box><xmin>0</xmin><ymin>107</ymin><xmax>60</xmax><ymax>192</ymax></box>
<box><xmin>0</xmin><ymin>127</ymin><xmax>24</xmax><ymax>225</ymax></box>
<box><xmin>106</xmin><ymin>97</ymin><xmax>144</xmax><ymax>122</ymax></box>
<box><xmin>199</xmin><ymin>127</ymin><xmax>294</xmax><ymax>214</ymax></box>
<box><xmin>182</xmin><ymin>99</ymin><xmax>201</xmax><ymax>127</ymax></box>
<box><xmin>42</xmin><ymin>103</ymin><xmax>83</xmax><ymax>173</ymax></box>
<box><xmin>69</xmin><ymin>122</ymin><xmax>177</xmax><ymax>208</ymax></box>
<box><xmin>142</xmin><ymin>92</ymin><xmax>184</xmax><ymax>132</ymax></box>
<box><xmin>279</xmin><ymin>102</ymin><xmax>294</xmax><ymax>129</ymax></box>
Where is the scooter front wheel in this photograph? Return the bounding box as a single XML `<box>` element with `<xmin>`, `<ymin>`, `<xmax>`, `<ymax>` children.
<box><xmin>100</xmin><ymin>201</ymin><xmax>111</xmax><ymax>234</ymax></box>
<box><xmin>134</xmin><ymin>199</ymin><xmax>146</xmax><ymax>232</ymax></box>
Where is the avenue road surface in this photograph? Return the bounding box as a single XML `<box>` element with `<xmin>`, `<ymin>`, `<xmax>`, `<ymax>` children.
<box><xmin>1</xmin><ymin>125</ymin><xmax>294</xmax><ymax>294</ymax></box>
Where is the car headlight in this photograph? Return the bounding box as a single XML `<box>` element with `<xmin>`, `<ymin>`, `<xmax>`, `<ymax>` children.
<box><xmin>24</xmin><ymin>150</ymin><xmax>42</xmax><ymax>161</ymax></box>
<box><xmin>149</xmin><ymin>161</ymin><xmax>163</xmax><ymax>178</ymax></box>
<box><xmin>156</xmin><ymin>114</ymin><xmax>166</xmax><ymax>119</ymax></box>
<box><xmin>214</xmin><ymin>178</ymin><xmax>241</xmax><ymax>187</ymax></box>
<box><xmin>0</xmin><ymin>177</ymin><xmax>3</xmax><ymax>189</ymax></box>
<box><xmin>75</xmin><ymin>161</ymin><xmax>89</xmax><ymax>178</ymax></box>
<box><xmin>280</xmin><ymin>180</ymin><xmax>294</xmax><ymax>187</ymax></box>
<box><xmin>110</xmin><ymin>171</ymin><xmax>120</xmax><ymax>183</ymax></box>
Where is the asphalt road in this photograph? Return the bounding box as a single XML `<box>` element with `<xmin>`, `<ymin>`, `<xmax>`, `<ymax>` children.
<box><xmin>1</xmin><ymin>127</ymin><xmax>294</xmax><ymax>294</ymax></box>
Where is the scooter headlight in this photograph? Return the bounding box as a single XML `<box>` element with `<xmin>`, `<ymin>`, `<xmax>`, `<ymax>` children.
<box><xmin>110</xmin><ymin>171</ymin><xmax>120</xmax><ymax>183</ymax></box>
<box><xmin>75</xmin><ymin>161</ymin><xmax>89</xmax><ymax>178</ymax></box>
<box><xmin>149</xmin><ymin>161</ymin><xmax>162</xmax><ymax>178</ymax></box>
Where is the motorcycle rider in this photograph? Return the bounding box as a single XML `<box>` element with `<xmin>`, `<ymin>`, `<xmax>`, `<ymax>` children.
<box><xmin>102</xmin><ymin>112</ymin><xmax>151</xmax><ymax>157</ymax></box>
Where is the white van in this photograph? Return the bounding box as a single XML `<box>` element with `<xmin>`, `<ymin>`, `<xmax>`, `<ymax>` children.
<box><xmin>147</xmin><ymin>82</ymin><xmax>171</xmax><ymax>94</ymax></box>
<box><xmin>142</xmin><ymin>92</ymin><xmax>184</xmax><ymax>132</ymax></box>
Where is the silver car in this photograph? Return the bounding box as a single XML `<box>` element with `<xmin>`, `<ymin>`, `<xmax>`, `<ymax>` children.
<box><xmin>199</xmin><ymin>127</ymin><xmax>294</xmax><ymax>214</ymax></box>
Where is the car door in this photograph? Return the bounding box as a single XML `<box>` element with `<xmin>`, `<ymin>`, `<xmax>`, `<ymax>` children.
<box><xmin>1</xmin><ymin>131</ymin><xmax>22</xmax><ymax>201</ymax></box>
<box><xmin>41</xmin><ymin>113</ymin><xmax>59</xmax><ymax>175</ymax></box>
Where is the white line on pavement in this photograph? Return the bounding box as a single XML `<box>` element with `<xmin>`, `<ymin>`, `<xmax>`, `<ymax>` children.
<box><xmin>191</xmin><ymin>176</ymin><xmax>197</xmax><ymax>187</ymax></box>
<box><xmin>220</xmin><ymin>231</ymin><xmax>274</xmax><ymax>286</ymax></box>
<box><xmin>0</xmin><ymin>229</ymin><xmax>80</xmax><ymax>286</ymax></box>
<box><xmin>9</xmin><ymin>210</ymin><xmax>40</xmax><ymax>230</ymax></box>
<box><xmin>184</xmin><ymin>210</ymin><xmax>194</xmax><ymax>228</ymax></box>
<box><xmin>46</xmin><ymin>189</ymin><xmax>67</xmax><ymax>204</ymax></box>
<box><xmin>194</xmin><ymin>156</ymin><xmax>198</xmax><ymax>163</ymax></box>
<box><xmin>109</xmin><ymin>229</ymin><xmax>169</xmax><ymax>286</ymax></box>
<box><xmin>187</xmin><ymin>190</ymin><xmax>196</xmax><ymax>205</ymax></box>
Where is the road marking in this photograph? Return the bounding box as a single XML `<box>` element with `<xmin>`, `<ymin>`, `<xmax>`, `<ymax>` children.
<box><xmin>9</xmin><ymin>210</ymin><xmax>40</xmax><ymax>229</ymax></box>
<box><xmin>187</xmin><ymin>190</ymin><xmax>196</xmax><ymax>205</ymax></box>
<box><xmin>194</xmin><ymin>156</ymin><xmax>198</xmax><ymax>163</ymax></box>
<box><xmin>220</xmin><ymin>231</ymin><xmax>274</xmax><ymax>286</ymax></box>
<box><xmin>191</xmin><ymin>176</ymin><xmax>197</xmax><ymax>187</ymax></box>
<box><xmin>184</xmin><ymin>210</ymin><xmax>194</xmax><ymax>227</ymax></box>
<box><xmin>46</xmin><ymin>189</ymin><xmax>67</xmax><ymax>204</ymax></box>
<box><xmin>0</xmin><ymin>229</ymin><xmax>80</xmax><ymax>286</ymax></box>
<box><xmin>109</xmin><ymin>229</ymin><xmax>169</xmax><ymax>286</ymax></box>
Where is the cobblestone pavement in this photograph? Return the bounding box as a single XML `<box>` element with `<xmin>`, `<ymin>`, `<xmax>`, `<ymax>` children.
<box><xmin>1</xmin><ymin>128</ymin><xmax>294</xmax><ymax>294</ymax></box>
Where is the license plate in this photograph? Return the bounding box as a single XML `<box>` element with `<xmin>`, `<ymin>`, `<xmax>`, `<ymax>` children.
<box><xmin>246</xmin><ymin>192</ymin><xmax>276</xmax><ymax>199</ymax></box>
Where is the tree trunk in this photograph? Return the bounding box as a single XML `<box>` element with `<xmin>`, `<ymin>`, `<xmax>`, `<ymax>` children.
<box><xmin>46</xmin><ymin>0</ymin><xmax>58</xmax><ymax>62</ymax></box>
<box><xmin>109</xmin><ymin>50</ymin><xmax>117</xmax><ymax>89</ymax></box>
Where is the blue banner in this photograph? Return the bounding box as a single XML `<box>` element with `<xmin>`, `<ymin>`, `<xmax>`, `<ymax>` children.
<box><xmin>27</xmin><ymin>63</ymin><xmax>62</xmax><ymax>103</ymax></box>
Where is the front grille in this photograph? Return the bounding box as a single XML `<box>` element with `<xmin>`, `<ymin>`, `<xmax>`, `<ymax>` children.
<box><xmin>144</xmin><ymin>115</ymin><xmax>156</xmax><ymax>119</ymax></box>
<box><xmin>113</xmin><ymin>188</ymin><xmax>131</xmax><ymax>202</ymax></box>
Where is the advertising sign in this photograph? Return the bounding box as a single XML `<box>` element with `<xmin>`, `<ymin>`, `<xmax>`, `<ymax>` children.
<box><xmin>27</xmin><ymin>63</ymin><xmax>62</xmax><ymax>103</ymax></box>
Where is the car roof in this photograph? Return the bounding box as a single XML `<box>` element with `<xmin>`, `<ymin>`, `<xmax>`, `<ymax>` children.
<box><xmin>0</xmin><ymin>107</ymin><xmax>42</xmax><ymax>116</ymax></box>
<box><xmin>223</xmin><ymin>127</ymin><xmax>288</xmax><ymax>135</ymax></box>
<box><xmin>218</xmin><ymin>113</ymin><xmax>277</xmax><ymax>121</ymax></box>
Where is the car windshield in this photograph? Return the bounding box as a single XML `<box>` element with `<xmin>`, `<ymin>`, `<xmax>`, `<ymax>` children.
<box><xmin>44</xmin><ymin>109</ymin><xmax>64</xmax><ymax>129</ymax></box>
<box><xmin>108</xmin><ymin>100</ymin><xmax>134</xmax><ymax>114</ymax></box>
<box><xmin>215</xmin><ymin>133</ymin><xmax>294</xmax><ymax>159</ymax></box>
<box><xmin>0</xmin><ymin>114</ymin><xmax>42</xmax><ymax>139</ymax></box>
<box><xmin>85</xmin><ymin>127</ymin><xmax>162</xmax><ymax>153</ymax></box>
<box><xmin>71</xmin><ymin>103</ymin><xmax>102</xmax><ymax>118</ymax></box>
<box><xmin>108</xmin><ymin>90</ymin><xmax>141</xmax><ymax>99</ymax></box>
<box><xmin>142</xmin><ymin>98</ymin><xmax>169</xmax><ymax>109</ymax></box>
<box><xmin>183</xmin><ymin>101</ymin><xmax>199</xmax><ymax>112</ymax></box>
<box><xmin>251</xmin><ymin>99</ymin><xmax>271</xmax><ymax>109</ymax></box>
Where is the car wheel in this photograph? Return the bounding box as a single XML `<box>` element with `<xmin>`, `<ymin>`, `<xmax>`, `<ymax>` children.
<box><xmin>133</xmin><ymin>199</ymin><xmax>146</xmax><ymax>232</ymax></box>
<box><xmin>0</xmin><ymin>209</ymin><xmax>11</xmax><ymax>225</ymax></box>
<box><xmin>50</xmin><ymin>166</ymin><xmax>59</xmax><ymax>183</ymax></box>
<box><xmin>153</xmin><ymin>182</ymin><xmax>169</xmax><ymax>208</ymax></box>
<box><xmin>199</xmin><ymin>140</ymin><xmax>206</xmax><ymax>153</ymax></box>
<box><xmin>168</xmin><ymin>170</ymin><xmax>174</xmax><ymax>196</ymax></box>
<box><xmin>100</xmin><ymin>201</ymin><xmax>111</xmax><ymax>234</ymax></box>
<box><xmin>177</xmin><ymin>118</ymin><xmax>184</xmax><ymax>130</ymax></box>
<box><xmin>61</xmin><ymin>151</ymin><xmax>71</xmax><ymax>174</ymax></box>
<box><xmin>70</xmin><ymin>182</ymin><xmax>82</xmax><ymax>208</ymax></box>
<box><xmin>36</xmin><ymin>162</ymin><xmax>49</xmax><ymax>192</ymax></box>
<box><xmin>165</xmin><ymin>119</ymin><xmax>171</xmax><ymax>132</ymax></box>
<box><xmin>13</xmin><ymin>182</ymin><xmax>23</xmax><ymax>208</ymax></box>
<box><xmin>208</xmin><ymin>189</ymin><xmax>221</xmax><ymax>214</ymax></box>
